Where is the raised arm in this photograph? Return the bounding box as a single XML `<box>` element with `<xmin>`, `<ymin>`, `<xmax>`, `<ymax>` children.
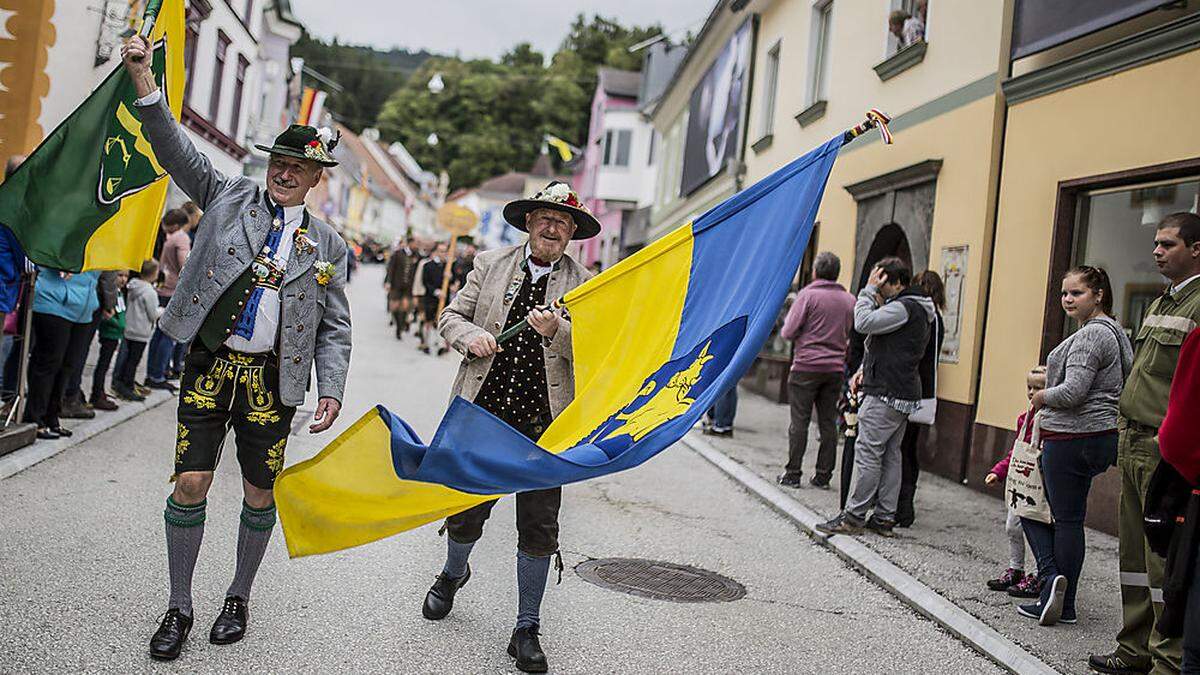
<box><xmin>121</xmin><ymin>35</ymin><xmax>238</xmax><ymax>210</ymax></box>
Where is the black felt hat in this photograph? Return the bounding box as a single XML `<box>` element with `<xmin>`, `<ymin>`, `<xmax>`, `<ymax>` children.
<box><xmin>255</xmin><ymin>125</ymin><xmax>339</xmax><ymax>167</ymax></box>
<box><xmin>502</xmin><ymin>181</ymin><xmax>600</xmax><ymax>240</ymax></box>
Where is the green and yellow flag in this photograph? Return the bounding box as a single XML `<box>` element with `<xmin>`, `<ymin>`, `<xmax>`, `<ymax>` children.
<box><xmin>0</xmin><ymin>0</ymin><xmax>184</xmax><ymax>272</ymax></box>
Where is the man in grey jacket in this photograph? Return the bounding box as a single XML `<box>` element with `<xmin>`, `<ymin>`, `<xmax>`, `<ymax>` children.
<box><xmin>817</xmin><ymin>257</ymin><xmax>934</xmax><ymax>537</ymax></box>
<box><xmin>122</xmin><ymin>36</ymin><xmax>352</xmax><ymax>661</ymax></box>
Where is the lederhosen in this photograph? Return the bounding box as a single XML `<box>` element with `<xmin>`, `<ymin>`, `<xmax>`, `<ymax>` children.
<box><xmin>444</xmin><ymin>261</ymin><xmax>561</xmax><ymax>557</ymax></box>
<box><xmin>171</xmin><ymin>203</ymin><xmax>302</xmax><ymax>490</ymax></box>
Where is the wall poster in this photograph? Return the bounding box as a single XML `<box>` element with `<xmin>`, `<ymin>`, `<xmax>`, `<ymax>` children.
<box><xmin>940</xmin><ymin>244</ymin><xmax>968</xmax><ymax>364</ymax></box>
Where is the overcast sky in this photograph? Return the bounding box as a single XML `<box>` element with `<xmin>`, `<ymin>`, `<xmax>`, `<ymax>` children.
<box><xmin>287</xmin><ymin>0</ymin><xmax>708</xmax><ymax>59</ymax></box>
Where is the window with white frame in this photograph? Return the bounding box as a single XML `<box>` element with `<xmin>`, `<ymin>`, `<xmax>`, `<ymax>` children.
<box><xmin>888</xmin><ymin>0</ymin><xmax>928</xmax><ymax>55</ymax></box>
<box><xmin>603</xmin><ymin>129</ymin><xmax>632</xmax><ymax>167</ymax></box>
<box><xmin>758</xmin><ymin>41</ymin><xmax>781</xmax><ymax>139</ymax></box>
<box><xmin>807</xmin><ymin>1</ymin><xmax>833</xmax><ymax>106</ymax></box>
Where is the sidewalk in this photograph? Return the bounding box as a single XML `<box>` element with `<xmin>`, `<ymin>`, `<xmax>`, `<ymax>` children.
<box><xmin>0</xmin><ymin>336</ymin><xmax>174</xmax><ymax>480</ymax></box>
<box><xmin>695</xmin><ymin>386</ymin><xmax>1123</xmax><ymax>675</ymax></box>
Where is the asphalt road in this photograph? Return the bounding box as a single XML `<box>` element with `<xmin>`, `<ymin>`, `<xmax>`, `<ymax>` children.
<box><xmin>0</xmin><ymin>263</ymin><xmax>1001</xmax><ymax>674</ymax></box>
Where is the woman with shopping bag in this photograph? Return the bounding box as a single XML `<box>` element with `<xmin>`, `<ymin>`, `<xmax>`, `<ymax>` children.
<box><xmin>1018</xmin><ymin>265</ymin><xmax>1133</xmax><ymax>627</ymax></box>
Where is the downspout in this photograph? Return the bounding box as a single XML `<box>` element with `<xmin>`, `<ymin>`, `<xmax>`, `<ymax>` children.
<box><xmin>963</xmin><ymin>0</ymin><xmax>1016</xmax><ymax>483</ymax></box>
<box><xmin>734</xmin><ymin>9</ymin><xmax>761</xmax><ymax>192</ymax></box>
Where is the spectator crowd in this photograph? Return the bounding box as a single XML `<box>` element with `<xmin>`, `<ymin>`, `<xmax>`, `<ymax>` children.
<box><xmin>0</xmin><ymin>154</ymin><xmax>208</xmax><ymax>441</ymax></box>
<box><xmin>752</xmin><ymin>211</ymin><xmax>1200</xmax><ymax>674</ymax></box>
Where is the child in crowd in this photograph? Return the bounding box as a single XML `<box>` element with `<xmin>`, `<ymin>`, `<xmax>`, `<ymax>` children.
<box><xmin>984</xmin><ymin>365</ymin><xmax>1047</xmax><ymax>599</ymax></box>
<box><xmin>90</xmin><ymin>270</ymin><xmax>128</xmax><ymax>411</ymax></box>
<box><xmin>114</xmin><ymin>260</ymin><xmax>161</xmax><ymax>401</ymax></box>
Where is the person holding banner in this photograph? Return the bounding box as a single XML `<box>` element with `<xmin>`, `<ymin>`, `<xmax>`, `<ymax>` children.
<box><xmin>425</xmin><ymin>180</ymin><xmax>594</xmax><ymax>673</ymax></box>
<box><xmin>121</xmin><ymin>35</ymin><xmax>352</xmax><ymax>661</ymax></box>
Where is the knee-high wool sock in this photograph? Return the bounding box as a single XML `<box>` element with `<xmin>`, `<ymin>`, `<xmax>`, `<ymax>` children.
<box><xmin>516</xmin><ymin>551</ymin><xmax>551</xmax><ymax>629</ymax></box>
<box><xmin>442</xmin><ymin>538</ymin><xmax>474</xmax><ymax>578</ymax></box>
<box><xmin>226</xmin><ymin>501</ymin><xmax>276</xmax><ymax>600</ymax></box>
<box><xmin>164</xmin><ymin>496</ymin><xmax>206</xmax><ymax>617</ymax></box>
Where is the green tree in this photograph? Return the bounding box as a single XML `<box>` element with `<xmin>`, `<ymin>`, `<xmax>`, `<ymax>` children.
<box><xmin>374</xmin><ymin>14</ymin><xmax>661</xmax><ymax>191</ymax></box>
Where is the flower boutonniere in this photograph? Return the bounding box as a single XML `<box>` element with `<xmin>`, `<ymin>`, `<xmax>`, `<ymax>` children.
<box><xmin>294</xmin><ymin>231</ymin><xmax>318</xmax><ymax>255</ymax></box>
<box><xmin>314</xmin><ymin>261</ymin><xmax>335</xmax><ymax>287</ymax></box>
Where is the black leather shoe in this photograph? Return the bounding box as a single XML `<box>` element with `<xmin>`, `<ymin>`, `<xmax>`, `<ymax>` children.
<box><xmin>507</xmin><ymin>625</ymin><xmax>548</xmax><ymax>673</ymax></box>
<box><xmin>50</xmin><ymin>426</ymin><xmax>73</xmax><ymax>438</ymax></box>
<box><xmin>35</xmin><ymin>427</ymin><xmax>60</xmax><ymax>440</ymax></box>
<box><xmin>421</xmin><ymin>565</ymin><xmax>470</xmax><ymax>620</ymax></box>
<box><xmin>209</xmin><ymin>596</ymin><xmax>248</xmax><ymax>645</ymax></box>
<box><xmin>149</xmin><ymin>608</ymin><xmax>193</xmax><ymax>661</ymax></box>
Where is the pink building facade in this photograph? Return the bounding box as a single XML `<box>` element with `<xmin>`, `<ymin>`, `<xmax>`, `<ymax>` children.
<box><xmin>572</xmin><ymin>68</ymin><xmax>658</xmax><ymax>270</ymax></box>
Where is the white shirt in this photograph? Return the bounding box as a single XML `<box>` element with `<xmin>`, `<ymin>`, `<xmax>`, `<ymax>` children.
<box><xmin>224</xmin><ymin>203</ymin><xmax>305</xmax><ymax>353</ymax></box>
<box><xmin>524</xmin><ymin>244</ymin><xmax>554</xmax><ymax>283</ymax></box>
<box><xmin>135</xmin><ymin>90</ymin><xmax>163</xmax><ymax>107</ymax></box>
<box><xmin>1172</xmin><ymin>273</ymin><xmax>1200</xmax><ymax>297</ymax></box>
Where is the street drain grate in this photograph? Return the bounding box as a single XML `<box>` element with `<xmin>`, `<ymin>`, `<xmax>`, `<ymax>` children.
<box><xmin>575</xmin><ymin>558</ymin><xmax>746</xmax><ymax>603</ymax></box>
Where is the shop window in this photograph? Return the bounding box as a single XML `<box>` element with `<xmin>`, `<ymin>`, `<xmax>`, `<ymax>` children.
<box><xmin>1070</xmin><ymin>178</ymin><xmax>1200</xmax><ymax>336</ymax></box>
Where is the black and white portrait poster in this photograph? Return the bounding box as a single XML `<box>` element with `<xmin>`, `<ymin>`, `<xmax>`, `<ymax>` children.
<box><xmin>680</xmin><ymin>20</ymin><xmax>752</xmax><ymax>197</ymax></box>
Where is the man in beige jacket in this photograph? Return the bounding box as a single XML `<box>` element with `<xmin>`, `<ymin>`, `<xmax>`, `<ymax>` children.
<box><xmin>424</xmin><ymin>181</ymin><xmax>595</xmax><ymax>673</ymax></box>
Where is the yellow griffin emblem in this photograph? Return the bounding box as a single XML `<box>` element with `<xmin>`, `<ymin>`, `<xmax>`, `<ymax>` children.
<box><xmin>600</xmin><ymin>342</ymin><xmax>716</xmax><ymax>443</ymax></box>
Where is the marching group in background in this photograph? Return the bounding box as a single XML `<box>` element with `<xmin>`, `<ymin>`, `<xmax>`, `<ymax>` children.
<box><xmin>762</xmin><ymin>213</ymin><xmax>1200</xmax><ymax>674</ymax></box>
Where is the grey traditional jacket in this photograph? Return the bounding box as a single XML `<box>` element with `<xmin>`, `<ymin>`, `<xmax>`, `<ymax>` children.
<box><xmin>134</xmin><ymin>95</ymin><xmax>352</xmax><ymax>406</ymax></box>
<box><xmin>439</xmin><ymin>245</ymin><xmax>591</xmax><ymax>417</ymax></box>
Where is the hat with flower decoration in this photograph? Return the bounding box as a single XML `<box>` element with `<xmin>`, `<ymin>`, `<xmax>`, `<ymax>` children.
<box><xmin>255</xmin><ymin>125</ymin><xmax>340</xmax><ymax>167</ymax></box>
<box><xmin>503</xmin><ymin>180</ymin><xmax>600</xmax><ymax>240</ymax></box>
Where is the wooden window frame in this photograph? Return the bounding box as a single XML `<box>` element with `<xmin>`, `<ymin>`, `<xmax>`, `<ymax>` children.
<box><xmin>1040</xmin><ymin>156</ymin><xmax>1200</xmax><ymax>360</ymax></box>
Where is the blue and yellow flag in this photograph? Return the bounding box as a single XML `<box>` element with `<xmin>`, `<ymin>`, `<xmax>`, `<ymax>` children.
<box><xmin>275</xmin><ymin>135</ymin><xmax>843</xmax><ymax>557</ymax></box>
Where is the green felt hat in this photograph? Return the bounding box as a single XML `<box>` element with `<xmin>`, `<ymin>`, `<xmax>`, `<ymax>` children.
<box><xmin>255</xmin><ymin>125</ymin><xmax>339</xmax><ymax>167</ymax></box>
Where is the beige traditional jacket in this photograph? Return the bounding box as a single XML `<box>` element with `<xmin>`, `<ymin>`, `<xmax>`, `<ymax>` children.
<box><xmin>439</xmin><ymin>244</ymin><xmax>591</xmax><ymax>417</ymax></box>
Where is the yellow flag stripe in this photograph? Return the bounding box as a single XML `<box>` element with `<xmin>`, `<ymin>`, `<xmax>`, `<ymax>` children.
<box><xmin>275</xmin><ymin>408</ymin><xmax>501</xmax><ymax>558</ymax></box>
<box><xmin>538</xmin><ymin>224</ymin><xmax>693</xmax><ymax>452</ymax></box>
<box><xmin>82</xmin><ymin>0</ymin><xmax>185</xmax><ymax>271</ymax></box>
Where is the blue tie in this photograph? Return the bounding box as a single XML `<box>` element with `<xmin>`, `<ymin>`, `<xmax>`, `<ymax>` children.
<box><xmin>232</xmin><ymin>206</ymin><xmax>287</xmax><ymax>341</ymax></box>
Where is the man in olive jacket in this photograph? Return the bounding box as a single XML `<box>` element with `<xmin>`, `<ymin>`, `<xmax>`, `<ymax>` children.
<box><xmin>1090</xmin><ymin>212</ymin><xmax>1200</xmax><ymax>675</ymax></box>
<box><xmin>122</xmin><ymin>35</ymin><xmax>351</xmax><ymax>662</ymax></box>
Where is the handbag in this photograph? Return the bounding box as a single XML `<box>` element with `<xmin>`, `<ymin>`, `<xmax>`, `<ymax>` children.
<box><xmin>1005</xmin><ymin>409</ymin><xmax>1052</xmax><ymax>523</ymax></box>
<box><xmin>908</xmin><ymin>397</ymin><xmax>937</xmax><ymax>425</ymax></box>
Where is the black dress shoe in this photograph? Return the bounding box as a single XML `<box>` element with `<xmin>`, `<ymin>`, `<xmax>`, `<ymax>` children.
<box><xmin>507</xmin><ymin>625</ymin><xmax>548</xmax><ymax>673</ymax></box>
<box><xmin>35</xmin><ymin>427</ymin><xmax>61</xmax><ymax>440</ymax></box>
<box><xmin>209</xmin><ymin>596</ymin><xmax>248</xmax><ymax>645</ymax></box>
<box><xmin>149</xmin><ymin>608</ymin><xmax>193</xmax><ymax>661</ymax></box>
<box><xmin>421</xmin><ymin>565</ymin><xmax>470</xmax><ymax>620</ymax></box>
<box><xmin>49</xmin><ymin>426</ymin><xmax>73</xmax><ymax>438</ymax></box>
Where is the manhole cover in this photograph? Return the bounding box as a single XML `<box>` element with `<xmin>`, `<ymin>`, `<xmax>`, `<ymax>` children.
<box><xmin>575</xmin><ymin>558</ymin><xmax>746</xmax><ymax>603</ymax></box>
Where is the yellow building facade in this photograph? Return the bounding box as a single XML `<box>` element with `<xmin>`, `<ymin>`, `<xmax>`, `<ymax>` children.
<box><xmin>742</xmin><ymin>0</ymin><xmax>1006</xmax><ymax>481</ymax></box>
<box><xmin>658</xmin><ymin>0</ymin><xmax>1200</xmax><ymax>531</ymax></box>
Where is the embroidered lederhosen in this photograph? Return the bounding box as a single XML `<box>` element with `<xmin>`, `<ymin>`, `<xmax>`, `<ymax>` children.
<box><xmin>173</xmin><ymin>346</ymin><xmax>297</xmax><ymax>489</ymax></box>
<box><xmin>174</xmin><ymin>203</ymin><xmax>309</xmax><ymax>489</ymax></box>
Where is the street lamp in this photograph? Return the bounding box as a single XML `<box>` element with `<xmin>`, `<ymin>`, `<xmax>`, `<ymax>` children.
<box><xmin>426</xmin><ymin>132</ymin><xmax>439</xmax><ymax>146</ymax></box>
<box><xmin>427</xmin><ymin>72</ymin><xmax>445</xmax><ymax>94</ymax></box>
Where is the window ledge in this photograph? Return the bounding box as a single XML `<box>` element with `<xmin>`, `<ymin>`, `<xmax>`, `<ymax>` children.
<box><xmin>794</xmin><ymin>100</ymin><xmax>827</xmax><ymax>128</ymax></box>
<box><xmin>873</xmin><ymin>40</ymin><xmax>927</xmax><ymax>82</ymax></box>
<box><xmin>751</xmin><ymin>134</ymin><xmax>774</xmax><ymax>154</ymax></box>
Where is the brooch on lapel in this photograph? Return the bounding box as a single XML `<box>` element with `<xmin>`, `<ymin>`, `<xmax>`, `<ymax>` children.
<box><xmin>314</xmin><ymin>261</ymin><xmax>335</xmax><ymax>287</ymax></box>
<box><xmin>294</xmin><ymin>231</ymin><xmax>318</xmax><ymax>255</ymax></box>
